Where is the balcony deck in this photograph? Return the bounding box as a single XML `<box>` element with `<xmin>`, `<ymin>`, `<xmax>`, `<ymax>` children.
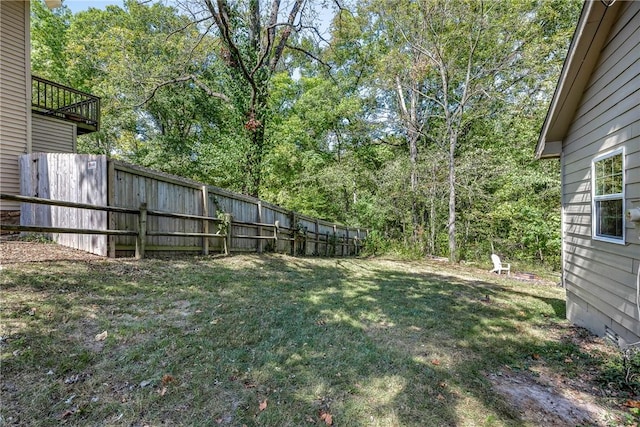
<box><xmin>31</xmin><ymin>76</ymin><xmax>100</xmax><ymax>135</ymax></box>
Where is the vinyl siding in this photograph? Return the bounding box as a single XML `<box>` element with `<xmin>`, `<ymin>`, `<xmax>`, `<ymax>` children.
<box><xmin>562</xmin><ymin>1</ymin><xmax>640</xmax><ymax>343</ymax></box>
<box><xmin>32</xmin><ymin>114</ymin><xmax>76</xmax><ymax>153</ymax></box>
<box><xmin>0</xmin><ymin>1</ymin><xmax>29</xmax><ymax>211</ymax></box>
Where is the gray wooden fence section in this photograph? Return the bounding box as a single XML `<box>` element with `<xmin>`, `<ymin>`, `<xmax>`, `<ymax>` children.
<box><xmin>19</xmin><ymin>154</ymin><xmax>366</xmax><ymax>257</ymax></box>
<box><xmin>20</xmin><ymin>153</ymin><xmax>108</xmax><ymax>255</ymax></box>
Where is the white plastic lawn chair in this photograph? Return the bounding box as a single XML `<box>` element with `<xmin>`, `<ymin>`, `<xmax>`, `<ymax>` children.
<box><xmin>491</xmin><ymin>254</ymin><xmax>510</xmax><ymax>276</ymax></box>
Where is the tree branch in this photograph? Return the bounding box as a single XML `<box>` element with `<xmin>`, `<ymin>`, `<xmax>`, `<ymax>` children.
<box><xmin>136</xmin><ymin>74</ymin><xmax>230</xmax><ymax>107</ymax></box>
<box><xmin>204</xmin><ymin>0</ymin><xmax>257</xmax><ymax>99</ymax></box>
<box><xmin>187</xmin><ymin>22</ymin><xmax>216</xmax><ymax>62</ymax></box>
<box><xmin>269</xmin><ymin>0</ymin><xmax>304</xmax><ymax>71</ymax></box>
<box><xmin>370</xmin><ymin>137</ymin><xmax>404</xmax><ymax>147</ymax></box>
<box><xmin>284</xmin><ymin>43</ymin><xmax>336</xmax><ymax>81</ymax></box>
<box><xmin>251</xmin><ymin>1</ymin><xmax>280</xmax><ymax>76</ymax></box>
<box><xmin>165</xmin><ymin>16</ymin><xmax>210</xmax><ymax>41</ymax></box>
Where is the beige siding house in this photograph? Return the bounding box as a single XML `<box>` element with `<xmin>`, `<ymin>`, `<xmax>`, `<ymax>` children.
<box><xmin>0</xmin><ymin>0</ymin><xmax>31</xmax><ymax>212</ymax></box>
<box><xmin>0</xmin><ymin>0</ymin><xmax>98</xmax><ymax>217</ymax></box>
<box><xmin>32</xmin><ymin>115</ymin><xmax>76</xmax><ymax>153</ymax></box>
<box><xmin>537</xmin><ymin>1</ymin><xmax>640</xmax><ymax>345</ymax></box>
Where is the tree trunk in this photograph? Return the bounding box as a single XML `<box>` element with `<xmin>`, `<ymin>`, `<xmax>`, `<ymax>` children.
<box><xmin>448</xmin><ymin>133</ymin><xmax>457</xmax><ymax>262</ymax></box>
<box><xmin>429</xmin><ymin>162</ymin><xmax>436</xmax><ymax>254</ymax></box>
<box><xmin>245</xmin><ymin>124</ymin><xmax>265</xmax><ymax>197</ymax></box>
<box><xmin>410</xmin><ymin>133</ymin><xmax>419</xmax><ymax>242</ymax></box>
<box><xmin>396</xmin><ymin>76</ymin><xmax>421</xmax><ymax>243</ymax></box>
<box><xmin>203</xmin><ymin>0</ymin><xmax>304</xmax><ymax>198</ymax></box>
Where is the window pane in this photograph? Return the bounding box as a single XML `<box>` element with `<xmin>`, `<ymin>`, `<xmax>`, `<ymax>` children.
<box><xmin>594</xmin><ymin>153</ymin><xmax>623</xmax><ymax>196</ymax></box>
<box><xmin>595</xmin><ymin>199</ymin><xmax>623</xmax><ymax>238</ymax></box>
<box><xmin>612</xmin><ymin>154</ymin><xmax>622</xmax><ymax>193</ymax></box>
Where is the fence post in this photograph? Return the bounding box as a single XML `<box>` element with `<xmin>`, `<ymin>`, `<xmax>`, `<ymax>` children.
<box><xmin>257</xmin><ymin>201</ymin><xmax>263</xmax><ymax>253</ymax></box>
<box><xmin>107</xmin><ymin>160</ymin><xmax>116</xmax><ymax>258</ymax></box>
<box><xmin>314</xmin><ymin>219</ymin><xmax>320</xmax><ymax>256</ymax></box>
<box><xmin>345</xmin><ymin>228</ymin><xmax>350</xmax><ymax>256</ymax></box>
<box><xmin>224</xmin><ymin>213</ymin><xmax>232</xmax><ymax>255</ymax></box>
<box><xmin>136</xmin><ymin>203</ymin><xmax>147</xmax><ymax>259</ymax></box>
<box><xmin>201</xmin><ymin>185</ymin><xmax>209</xmax><ymax>255</ymax></box>
<box><xmin>274</xmin><ymin>220</ymin><xmax>279</xmax><ymax>251</ymax></box>
<box><xmin>325</xmin><ymin>232</ymin><xmax>330</xmax><ymax>256</ymax></box>
<box><xmin>333</xmin><ymin>225</ymin><xmax>337</xmax><ymax>257</ymax></box>
<box><xmin>290</xmin><ymin>212</ymin><xmax>297</xmax><ymax>256</ymax></box>
<box><xmin>303</xmin><ymin>227</ymin><xmax>308</xmax><ymax>256</ymax></box>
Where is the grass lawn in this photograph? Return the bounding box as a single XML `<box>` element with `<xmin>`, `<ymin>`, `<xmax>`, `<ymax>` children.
<box><xmin>1</xmin><ymin>250</ymin><xmax>637</xmax><ymax>426</ymax></box>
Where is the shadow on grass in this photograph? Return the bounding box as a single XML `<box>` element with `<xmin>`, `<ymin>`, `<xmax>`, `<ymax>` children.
<box><xmin>0</xmin><ymin>254</ymin><xmax>578</xmax><ymax>426</ymax></box>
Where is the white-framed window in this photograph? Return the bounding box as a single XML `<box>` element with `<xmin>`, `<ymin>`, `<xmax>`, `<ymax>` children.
<box><xmin>592</xmin><ymin>148</ymin><xmax>625</xmax><ymax>243</ymax></box>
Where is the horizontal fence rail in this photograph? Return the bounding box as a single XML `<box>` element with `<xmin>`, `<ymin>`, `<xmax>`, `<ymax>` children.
<box><xmin>1</xmin><ymin>192</ymin><xmax>366</xmax><ymax>259</ymax></box>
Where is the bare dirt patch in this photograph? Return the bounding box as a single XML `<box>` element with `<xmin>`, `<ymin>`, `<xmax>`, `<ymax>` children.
<box><xmin>488</xmin><ymin>325</ymin><xmax>636</xmax><ymax>426</ymax></box>
<box><xmin>490</xmin><ymin>368</ymin><xmax>610</xmax><ymax>426</ymax></box>
<box><xmin>0</xmin><ymin>239</ymin><xmax>106</xmax><ymax>265</ymax></box>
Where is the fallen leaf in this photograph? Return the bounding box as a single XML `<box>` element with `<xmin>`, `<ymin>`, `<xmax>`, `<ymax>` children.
<box><xmin>259</xmin><ymin>399</ymin><xmax>267</xmax><ymax>411</ymax></box>
<box><xmin>438</xmin><ymin>382</ymin><xmax>447</xmax><ymax>388</ymax></box>
<box><xmin>532</xmin><ymin>353</ymin><xmax>540</xmax><ymax>360</ymax></box>
<box><xmin>437</xmin><ymin>394</ymin><xmax>445</xmax><ymax>401</ymax></box>
<box><xmin>320</xmin><ymin>411</ymin><xmax>333</xmax><ymax>425</ymax></box>
<box><xmin>162</xmin><ymin>374</ymin><xmax>175</xmax><ymax>384</ymax></box>
<box><xmin>431</xmin><ymin>359</ymin><xmax>440</xmax><ymax>365</ymax></box>
<box><xmin>625</xmin><ymin>400</ymin><xmax>640</xmax><ymax>408</ymax></box>
<box><xmin>158</xmin><ymin>386</ymin><xmax>167</xmax><ymax>396</ymax></box>
<box><xmin>60</xmin><ymin>409</ymin><xmax>75</xmax><ymax>419</ymax></box>
<box><xmin>95</xmin><ymin>331</ymin><xmax>108</xmax><ymax>341</ymax></box>
<box><xmin>564</xmin><ymin>357</ymin><xmax>573</xmax><ymax>363</ymax></box>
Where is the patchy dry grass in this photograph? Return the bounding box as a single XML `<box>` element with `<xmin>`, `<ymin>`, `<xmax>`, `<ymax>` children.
<box><xmin>0</xmin><ymin>248</ymin><xmax>637</xmax><ymax>426</ymax></box>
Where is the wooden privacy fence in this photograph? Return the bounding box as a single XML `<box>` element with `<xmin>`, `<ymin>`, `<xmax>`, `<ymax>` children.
<box><xmin>9</xmin><ymin>153</ymin><xmax>367</xmax><ymax>258</ymax></box>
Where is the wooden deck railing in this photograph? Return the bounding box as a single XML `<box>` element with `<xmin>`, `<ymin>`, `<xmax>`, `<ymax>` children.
<box><xmin>31</xmin><ymin>75</ymin><xmax>100</xmax><ymax>134</ymax></box>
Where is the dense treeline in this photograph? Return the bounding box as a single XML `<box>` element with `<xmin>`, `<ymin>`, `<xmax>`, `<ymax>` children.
<box><xmin>31</xmin><ymin>0</ymin><xmax>582</xmax><ymax>268</ymax></box>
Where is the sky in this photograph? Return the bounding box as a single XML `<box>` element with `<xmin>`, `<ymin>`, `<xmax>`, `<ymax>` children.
<box><xmin>62</xmin><ymin>0</ymin><xmax>334</xmax><ymax>37</ymax></box>
<box><xmin>63</xmin><ymin>0</ymin><xmax>121</xmax><ymax>13</ymax></box>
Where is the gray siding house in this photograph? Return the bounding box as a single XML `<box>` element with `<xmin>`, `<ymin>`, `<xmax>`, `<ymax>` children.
<box><xmin>0</xmin><ymin>0</ymin><xmax>99</xmax><ymax>216</ymax></box>
<box><xmin>537</xmin><ymin>0</ymin><xmax>639</xmax><ymax>345</ymax></box>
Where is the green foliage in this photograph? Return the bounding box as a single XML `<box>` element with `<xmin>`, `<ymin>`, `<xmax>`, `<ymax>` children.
<box><xmin>18</xmin><ymin>234</ymin><xmax>53</xmax><ymax>244</ymax></box>
<box><xmin>599</xmin><ymin>346</ymin><xmax>640</xmax><ymax>395</ymax></box>
<box><xmin>216</xmin><ymin>211</ymin><xmax>230</xmax><ymax>236</ymax></box>
<box><xmin>30</xmin><ymin>0</ymin><xmax>71</xmax><ymax>81</ymax></box>
<box><xmin>361</xmin><ymin>229</ymin><xmax>389</xmax><ymax>256</ymax></box>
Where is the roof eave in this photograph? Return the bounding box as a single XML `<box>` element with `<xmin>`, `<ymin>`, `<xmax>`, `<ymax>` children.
<box><xmin>536</xmin><ymin>1</ymin><xmax>618</xmax><ymax>159</ymax></box>
<box><xmin>44</xmin><ymin>0</ymin><xmax>62</xmax><ymax>10</ymax></box>
<box><xmin>536</xmin><ymin>141</ymin><xmax>562</xmax><ymax>159</ymax></box>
